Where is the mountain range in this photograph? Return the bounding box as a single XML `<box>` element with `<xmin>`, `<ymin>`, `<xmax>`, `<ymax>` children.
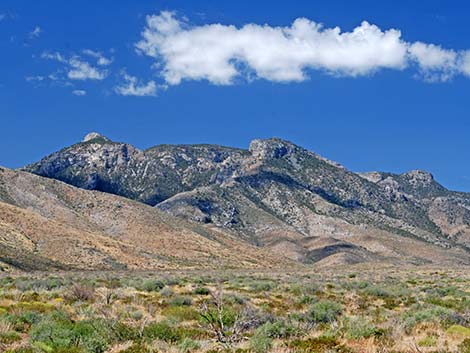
<box><xmin>0</xmin><ymin>132</ymin><xmax>469</xmax><ymax>271</ymax></box>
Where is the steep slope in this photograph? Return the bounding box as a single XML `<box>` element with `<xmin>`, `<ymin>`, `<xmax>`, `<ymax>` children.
<box><xmin>359</xmin><ymin>170</ymin><xmax>470</xmax><ymax>247</ymax></box>
<box><xmin>22</xmin><ymin>133</ymin><xmax>470</xmax><ymax>266</ymax></box>
<box><xmin>0</xmin><ymin>167</ymin><xmax>292</xmax><ymax>271</ymax></box>
<box><xmin>25</xmin><ymin>133</ymin><xmax>246</xmax><ymax>205</ymax></box>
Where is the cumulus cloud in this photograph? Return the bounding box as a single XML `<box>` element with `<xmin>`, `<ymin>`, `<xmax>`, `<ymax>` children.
<box><xmin>409</xmin><ymin>44</ymin><xmax>454</xmax><ymax>82</ymax></box>
<box><xmin>114</xmin><ymin>72</ymin><xmax>158</xmax><ymax>96</ymax></box>
<box><xmin>136</xmin><ymin>11</ymin><xmax>470</xmax><ymax>85</ymax></box>
<box><xmin>40</xmin><ymin>51</ymin><xmax>108</xmax><ymax>81</ymax></box>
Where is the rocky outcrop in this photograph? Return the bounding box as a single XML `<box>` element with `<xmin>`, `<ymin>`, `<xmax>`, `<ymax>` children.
<box><xmin>22</xmin><ymin>134</ymin><xmax>470</xmax><ymax>264</ymax></box>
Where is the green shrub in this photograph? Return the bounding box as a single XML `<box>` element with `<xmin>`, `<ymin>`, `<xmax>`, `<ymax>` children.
<box><xmin>141</xmin><ymin>279</ymin><xmax>165</xmax><ymax>292</ymax></box>
<box><xmin>143</xmin><ymin>321</ymin><xmax>180</xmax><ymax>343</ymax></box>
<box><xmin>159</xmin><ymin>287</ymin><xmax>174</xmax><ymax>297</ymax></box>
<box><xmin>0</xmin><ymin>330</ymin><xmax>21</xmax><ymax>344</ymax></box>
<box><xmin>402</xmin><ymin>305</ymin><xmax>455</xmax><ymax>332</ymax></box>
<box><xmin>194</xmin><ymin>286</ymin><xmax>210</xmax><ymax>295</ymax></box>
<box><xmin>178</xmin><ymin>337</ymin><xmax>201</xmax><ymax>352</ymax></box>
<box><xmin>345</xmin><ymin>317</ymin><xmax>384</xmax><ymax>339</ymax></box>
<box><xmin>296</xmin><ymin>295</ymin><xmax>317</xmax><ymax>306</ymax></box>
<box><xmin>249</xmin><ymin>331</ymin><xmax>272</xmax><ymax>353</ymax></box>
<box><xmin>170</xmin><ymin>296</ymin><xmax>193</xmax><ymax>307</ymax></box>
<box><xmin>162</xmin><ymin>306</ymin><xmax>199</xmax><ymax>322</ymax></box>
<box><xmin>6</xmin><ymin>310</ymin><xmax>42</xmax><ymax>331</ymax></box>
<box><xmin>109</xmin><ymin>321</ymin><xmax>139</xmax><ymax>342</ymax></box>
<box><xmin>29</xmin><ymin>312</ymin><xmax>110</xmax><ymax>353</ymax></box>
<box><xmin>446</xmin><ymin>324</ymin><xmax>470</xmax><ymax>338</ymax></box>
<box><xmin>307</xmin><ymin>300</ymin><xmax>343</xmax><ymax>324</ymax></box>
<box><xmin>4</xmin><ymin>347</ymin><xmax>36</xmax><ymax>353</ymax></box>
<box><xmin>417</xmin><ymin>335</ymin><xmax>437</xmax><ymax>347</ymax></box>
<box><xmin>289</xmin><ymin>336</ymin><xmax>351</xmax><ymax>353</ymax></box>
<box><xmin>199</xmin><ymin>306</ymin><xmax>237</xmax><ymax>328</ymax></box>
<box><xmin>72</xmin><ymin>320</ymin><xmax>109</xmax><ymax>353</ymax></box>
<box><xmin>256</xmin><ymin>321</ymin><xmax>297</xmax><ymax>339</ymax></box>
<box><xmin>364</xmin><ymin>285</ymin><xmax>391</xmax><ymax>298</ymax></box>
<box><xmin>250</xmin><ymin>280</ymin><xmax>275</xmax><ymax>292</ymax></box>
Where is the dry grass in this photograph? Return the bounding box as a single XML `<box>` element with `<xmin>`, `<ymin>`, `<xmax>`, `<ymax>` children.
<box><xmin>0</xmin><ymin>267</ymin><xmax>468</xmax><ymax>352</ymax></box>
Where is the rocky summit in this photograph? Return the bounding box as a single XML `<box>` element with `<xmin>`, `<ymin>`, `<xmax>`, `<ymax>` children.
<box><xmin>0</xmin><ymin>133</ymin><xmax>468</xmax><ymax>270</ymax></box>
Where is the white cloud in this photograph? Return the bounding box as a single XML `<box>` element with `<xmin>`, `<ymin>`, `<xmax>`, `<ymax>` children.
<box><xmin>136</xmin><ymin>11</ymin><xmax>470</xmax><ymax>85</ymax></box>
<box><xmin>114</xmin><ymin>72</ymin><xmax>158</xmax><ymax>96</ymax></box>
<box><xmin>408</xmin><ymin>42</ymin><xmax>470</xmax><ymax>81</ymax></box>
<box><xmin>40</xmin><ymin>51</ymin><xmax>108</xmax><ymax>81</ymax></box>
<box><xmin>41</xmin><ymin>51</ymin><xmax>66</xmax><ymax>62</ymax></box>
<box><xmin>68</xmin><ymin>56</ymin><xmax>107</xmax><ymax>80</ymax></box>
<box><xmin>459</xmin><ymin>52</ymin><xmax>470</xmax><ymax>76</ymax></box>
<box><xmin>82</xmin><ymin>49</ymin><xmax>113</xmax><ymax>66</ymax></box>
<box><xmin>29</xmin><ymin>26</ymin><xmax>42</xmax><ymax>39</ymax></box>
<box><xmin>25</xmin><ymin>75</ymin><xmax>45</xmax><ymax>82</ymax></box>
<box><xmin>72</xmin><ymin>89</ymin><xmax>87</xmax><ymax>96</ymax></box>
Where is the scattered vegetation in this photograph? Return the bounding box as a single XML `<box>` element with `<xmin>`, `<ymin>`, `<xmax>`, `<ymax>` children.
<box><xmin>0</xmin><ymin>268</ymin><xmax>468</xmax><ymax>352</ymax></box>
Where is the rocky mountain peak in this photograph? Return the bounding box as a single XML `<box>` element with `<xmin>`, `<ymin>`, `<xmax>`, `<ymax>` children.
<box><xmin>249</xmin><ymin>138</ymin><xmax>299</xmax><ymax>159</ymax></box>
<box><xmin>18</xmin><ymin>135</ymin><xmax>470</xmax><ymax>266</ymax></box>
<box><xmin>402</xmin><ymin>169</ymin><xmax>434</xmax><ymax>185</ymax></box>
<box><xmin>83</xmin><ymin>132</ymin><xmax>110</xmax><ymax>143</ymax></box>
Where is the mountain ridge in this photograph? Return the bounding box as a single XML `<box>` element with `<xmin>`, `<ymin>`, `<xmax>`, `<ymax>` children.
<box><xmin>8</xmin><ymin>132</ymin><xmax>469</xmax><ymax>269</ymax></box>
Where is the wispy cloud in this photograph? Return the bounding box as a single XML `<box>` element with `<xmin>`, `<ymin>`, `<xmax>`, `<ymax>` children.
<box><xmin>82</xmin><ymin>49</ymin><xmax>113</xmax><ymax>66</ymax></box>
<box><xmin>25</xmin><ymin>75</ymin><xmax>46</xmax><ymax>82</ymax></box>
<box><xmin>136</xmin><ymin>11</ymin><xmax>470</xmax><ymax>85</ymax></box>
<box><xmin>72</xmin><ymin>89</ymin><xmax>87</xmax><ymax>96</ymax></box>
<box><xmin>67</xmin><ymin>57</ymin><xmax>107</xmax><ymax>80</ymax></box>
<box><xmin>29</xmin><ymin>26</ymin><xmax>42</xmax><ymax>39</ymax></box>
<box><xmin>114</xmin><ymin>72</ymin><xmax>159</xmax><ymax>96</ymax></box>
<box><xmin>40</xmin><ymin>51</ymin><xmax>108</xmax><ymax>81</ymax></box>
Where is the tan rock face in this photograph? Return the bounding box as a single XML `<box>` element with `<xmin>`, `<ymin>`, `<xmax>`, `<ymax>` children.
<box><xmin>83</xmin><ymin>132</ymin><xmax>106</xmax><ymax>142</ymax></box>
<box><xmin>0</xmin><ymin>167</ymin><xmax>294</xmax><ymax>271</ymax></box>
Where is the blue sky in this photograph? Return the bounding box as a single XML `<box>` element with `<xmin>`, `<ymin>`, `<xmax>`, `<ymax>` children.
<box><xmin>1</xmin><ymin>0</ymin><xmax>470</xmax><ymax>191</ymax></box>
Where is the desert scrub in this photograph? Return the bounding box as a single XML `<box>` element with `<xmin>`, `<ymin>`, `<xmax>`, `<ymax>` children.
<box><xmin>29</xmin><ymin>311</ymin><xmax>110</xmax><ymax>353</ymax></box>
<box><xmin>417</xmin><ymin>335</ymin><xmax>437</xmax><ymax>347</ymax></box>
<box><xmin>162</xmin><ymin>306</ymin><xmax>199</xmax><ymax>322</ymax></box>
<box><xmin>254</xmin><ymin>321</ymin><xmax>299</xmax><ymax>339</ymax></box>
<box><xmin>0</xmin><ymin>330</ymin><xmax>21</xmax><ymax>344</ymax></box>
<box><xmin>143</xmin><ymin>321</ymin><xmax>181</xmax><ymax>343</ymax></box>
<box><xmin>193</xmin><ymin>286</ymin><xmax>210</xmax><ymax>295</ymax></box>
<box><xmin>249</xmin><ymin>329</ymin><xmax>273</xmax><ymax>353</ymax></box>
<box><xmin>0</xmin><ymin>270</ymin><xmax>469</xmax><ymax>352</ymax></box>
<box><xmin>402</xmin><ymin>305</ymin><xmax>456</xmax><ymax>333</ymax></box>
<box><xmin>65</xmin><ymin>284</ymin><xmax>95</xmax><ymax>302</ymax></box>
<box><xmin>249</xmin><ymin>280</ymin><xmax>276</xmax><ymax>292</ymax></box>
<box><xmin>118</xmin><ymin>343</ymin><xmax>152</xmax><ymax>353</ymax></box>
<box><xmin>5</xmin><ymin>310</ymin><xmax>42</xmax><ymax>332</ymax></box>
<box><xmin>159</xmin><ymin>286</ymin><xmax>174</xmax><ymax>297</ymax></box>
<box><xmin>307</xmin><ymin>300</ymin><xmax>343</xmax><ymax>324</ymax></box>
<box><xmin>289</xmin><ymin>336</ymin><xmax>352</xmax><ymax>353</ymax></box>
<box><xmin>446</xmin><ymin>324</ymin><xmax>470</xmax><ymax>338</ymax></box>
<box><xmin>343</xmin><ymin>316</ymin><xmax>384</xmax><ymax>339</ymax></box>
<box><xmin>141</xmin><ymin>279</ymin><xmax>165</xmax><ymax>292</ymax></box>
<box><xmin>170</xmin><ymin>295</ymin><xmax>193</xmax><ymax>307</ymax></box>
<box><xmin>178</xmin><ymin>337</ymin><xmax>201</xmax><ymax>352</ymax></box>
